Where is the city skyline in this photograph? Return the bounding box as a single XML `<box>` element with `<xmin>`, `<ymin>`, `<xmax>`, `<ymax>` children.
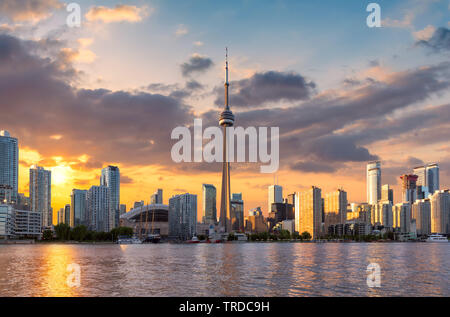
<box><xmin>0</xmin><ymin>0</ymin><xmax>449</xmax><ymax>223</ymax></box>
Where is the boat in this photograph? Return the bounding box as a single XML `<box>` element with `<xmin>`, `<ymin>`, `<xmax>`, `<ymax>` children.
<box><xmin>186</xmin><ymin>236</ymin><xmax>200</xmax><ymax>243</ymax></box>
<box><xmin>144</xmin><ymin>233</ymin><xmax>161</xmax><ymax>244</ymax></box>
<box><xmin>117</xmin><ymin>236</ymin><xmax>142</xmax><ymax>244</ymax></box>
<box><xmin>426</xmin><ymin>234</ymin><xmax>448</xmax><ymax>242</ymax></box>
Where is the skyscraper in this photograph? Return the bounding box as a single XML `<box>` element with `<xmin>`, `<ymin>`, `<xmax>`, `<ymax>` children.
<box><xmin>168</xmin><ymin>193</ymin><xmax>197</xmax><ymax>240</ymax></box>
<box><xmin>150</xmin><ymin>189</ymin><xmax>163</xmax><ymax>204</ymax></box>
<box><xmin>219</xmin><ymin>49</ymin><xmax>235</xmax><ymax>233</ymax></box>
<box><xmin>29</xmin><ymin>165</ymin><xmax>52</xmax><ymax>228</ymax></box>
<box><xmin>71</xmin><ymin>189</ymin><xmax>88</xmax><ymax>227</ymax></box>
<box><xmin>393</xmin><ymin>203</ymin><xmax>411</xmax><ymax>233</ymax></box>
<box><xmin>367</xmin><ymin>161</ymin><xmax>381</xmax><ymax>204</ymax></box>
<box><xmin>64</xmin><ymin>204</ymin><xmax>71</xmax><ymax>226</ymax></box>
<box><xmin>100</xmin><ymin>166</ymin><xmax>120</xmax><ymax>229</ymax></box>
<box><xmin>231</xmin><ymin>193</ymin><xmax>244</xmax><ymax>232</ymax></box>
<box><xmin>413</xmin><ymin>163</ymin><xmax>439</xmax><ymax>196</ymax></box>
<box><xmin>202</xmin><ymin>184</ymin><xmax>217</xmax><ymax>224</ymax></box>
<box><xmin>295</xmin><ymin>186</ymin><xmax>322</xmax><ymax>239</ymax></box>
<box><xmin>0</xmin><ymin>130</ymin><xmax>18</xmax><ymax>203</ymax></box>
<box><xmin>87</xmin><ymin>185</ymin><xmax>110</xmax><ymax>232</ymax></box>
<box><xmin>400</xmin><ymin>174</ymin><xmax>418</xmax><ymax>205</ymax></box>
<box><xmin>430</xmin><ymin>190</ymin><xmax>449</xmax><ymax>234</ymax></box>
<box><xmin>268</xmin><ymin>185</ymin><xmax>283</xmax><ymax>215</ymax></box>
<box><xmin>412</xmin><ymin>199</ymin><xmax>431</xmax><ymax>236</ymax></box>
<box><xmin>381</xmin><ymin>184</ymin><xmax>394</xmax><ymax>205</ymax></box>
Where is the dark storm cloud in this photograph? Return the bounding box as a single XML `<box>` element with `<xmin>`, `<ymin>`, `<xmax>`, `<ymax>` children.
<box><xmin>214</xmin><ymin>71</ymin><xmax>316</xmax><ymax>108</ymax></box>
<box><xmin>417</xmin><ymin>27</ymin><xmax>450</xmax><ymax>52</ymax></box>
<box><xmin>0</xmin><ymin>33</ymin><xmax>194</xmax><ymax>168</ymax></box>
<box><xmin>180</xmin><ymin>54</ymin><xmax>214</xmax><ymax>77</ymax></box>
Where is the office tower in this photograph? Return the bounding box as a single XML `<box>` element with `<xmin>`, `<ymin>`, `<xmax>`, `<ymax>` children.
<box><xmin>268</xmin><ymin>185</ymin><xmax>283</xmax><ymax>215</ymax></box>
<box><xmin>71</xmin><ymin>189</ymin><xmax>87</xmax><ymax>227</ymax></box>
<box><xmin>393</xmin><ymin>203</ymin><xmax>411</xmax><ymax>233</ymax></box>
<box><xmin>381</xmin><ymin>184</ymin><xmax>394</xmax><ymax>205</ymax></box>
<box><xmin>324</xmin><ymin>189</ymin><xmax>348</xmax><ymax>233</ymax></box>
<box><xmin>413</xmin><ymin>163</ymin><xmax>440</xmax><ymax>196</ymax></box>
<box><xmin>219</xmin><ymin>50</ymin><xmax>235</xmax><ymax>233</ymax></box>
<box><xmin>367</xmin><ymin>161</ymin><xmax>381</xmax><ymax>204</ymax></box>
<box><xmin>412</xmin><ymin>199</ymin><xmax>431</xmax><ymax>236</ymax></box>
<box><xmin>400</xmin><ymin>174</ymin><xmax>418</xmax><ymax>205</ymax></box>
<box><xmin>150</xmin><ymin>189</ymin><xmax>163</xmax><ymax>204</ymax></box>
<box><xmin>295</xmin><ymin>186</ymin><xmax>322</xmax><ymax>239</ymax></box>
<box><xmin>64</xmin><ymin>204</ymin><xmax>70</xmax><ymax>226</ymax></box>
<box><xmin>430</xmin><ymin>190</ymin><xmax>449</xmax><ymax>234</ymax></box>
<box><xmin>270</xmin><ymin>201</ymin><xmax>294</xmax><ymax>221</ymax></box>
<box><xmin>202</xmin><ymin>184</ymin><xmax>217</xmax><ymax>224</ymax></box>
<box><xmin>29</xmin><ymin>165</ymin><xmax>52</xmax><ymax>228</ymax></box>
<box><xmin>231</xmin><ymin>193</ymin><xmax>244</xmax><ymax>232</ymax></box>
<box><xmin>87</xmin><ymin>185</ymin><xmax>110</xmax><ymax>232</ymax></box>
<box><xmin>57</xmin><ymin>208</ymin><xmax>64</xmax><ymax>224</ymax></box>
<box><xmin>100</xmin><ymin>166</ymin><xmax>120</xmax><ymax>229</ymax></box>
<box><xmin>0</xmin><ymin>131</ymin><xmax>18</xmax><ymax>203</ymax></box>
<box><xmin>245</xmin><ymin>207</ymin><xmax>267</xmax><ymax>233</ymax></box>
<box><xmin>168</xmin><ymin>193</ymin><xmax>197</xmax><ymax>240</ymax></box>
<box><xmin>372</xmin><ymin>201</ymin><xmax>393</xmax><ymax>228</ymax></box>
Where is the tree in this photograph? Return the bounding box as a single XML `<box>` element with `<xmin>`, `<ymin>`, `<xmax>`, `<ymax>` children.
<box><xmin>227</xmin><ymin>233</ymin><xmax>236</xmax><ymax>241</ymax></box>
<box><xmin>301</xmin><ymin>231</ymin><xmax>312</xmax><ymax>241</ymax></box>
<box><xmin>292</xmin><ymin>232</ymin><xmax>300</xmax><ymax>240</ymax></box>
<box><xmin>279</xmin><ymin>230</ymin><xmax>291</xmax><ymax>240</ymax></box>
<box><xmin>71</xmin><ymin>225</ymin><xmax>88</xmax><ymax>241</ymax></box>
<box><xmin>42</xmin><ymin>230</ymin><xmax>53</xmax><ymax>241</ymax></box>
<box><xmin>54</xmin><ymin>223</ymin><xmax>71</xmax><ymax>240</ymax></box>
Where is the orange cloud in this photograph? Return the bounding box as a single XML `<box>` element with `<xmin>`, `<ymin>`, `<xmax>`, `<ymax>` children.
<box><xmin>0</xmin><ymin>0</ymin><xmax>62</xmax><ymax>23</ymax></box>
<box><xmin>85</xmin><ymin>4</ymin><xmax>151</xmax><ymax>23</ymax></box>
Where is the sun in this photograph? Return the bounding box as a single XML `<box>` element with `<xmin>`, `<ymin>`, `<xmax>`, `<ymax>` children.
<box><xmin>51</xmin><ymin>165</ymin><xmax>72</xmax><ymax>186</ymax></box>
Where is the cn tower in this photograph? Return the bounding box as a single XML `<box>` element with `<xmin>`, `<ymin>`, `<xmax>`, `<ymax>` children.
<box><xmin>219</xmin><ymin>48</ymin><xmax>234</xmax><ymax>233</ymax></box>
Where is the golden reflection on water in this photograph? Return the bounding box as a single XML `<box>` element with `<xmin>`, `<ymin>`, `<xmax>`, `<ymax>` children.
<box><xmin>40</xmin><ymin>245</ymin><xmax>79</xmax><ymax>297</ymax></box>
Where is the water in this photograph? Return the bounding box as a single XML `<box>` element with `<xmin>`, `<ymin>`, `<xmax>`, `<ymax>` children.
<box><xmin>0</xmin><ymin>243</ymin><xmax>448</xmax><ymax>297</ymax></box>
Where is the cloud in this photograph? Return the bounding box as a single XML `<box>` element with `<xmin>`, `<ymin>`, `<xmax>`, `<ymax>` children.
<box><xmin>175</xmin><ymin>24</ymin><xmax>188</xmax><ymax>37</ymax></box>
<box><xmin>413</xmin><ymin>25</ymin><xmax>436</xmax><ymax>41</ymax></box>
<box><xmin>382</xmin><ymin>11</ymin><xmax>415</xmax><ymax>29</ymax></box>
<box><xmin>85</xmin><ymin>4</ymin><xmax>151</xmax><ymax>23</ymax></box>
<box><xmin>416</xmin><ymin>27</ymin><xmax>450</xmax><ymax>52</ymax></box>
<box><xmin>290</xmin><ymin>161</ymin><xmax>337</xmax><ymax>173</ymax></box>
<box><xmin>193</xmin><ymin>41</ymin><xmax>204</xmax><ymax>47</ymax></box>
<box><xmin>180</xmin><ymin>53</ymin><xmax>214</xmax><ymax>77</ymax></box>
<box><xmin>214</xmin><ymin>71</ymin><xmax>316</xmax><ymax>108</ymax></box>
<box><xmin>0</xmin><ymin>0</ymin><xmax>62</xmax><ymax>22</ymax></box>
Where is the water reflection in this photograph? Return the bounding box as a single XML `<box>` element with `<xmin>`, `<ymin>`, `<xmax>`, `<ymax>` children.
<box><xmin>0</xmin><ymin>243</ymin><xmax>448</xmax><ymax>297</ymax></box>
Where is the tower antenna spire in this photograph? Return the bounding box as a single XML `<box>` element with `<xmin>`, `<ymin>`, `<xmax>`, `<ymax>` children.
<box><xmin>225</xmin><ymin>47</ymin><xmax>229</xmax><ymax>109</ymax></box>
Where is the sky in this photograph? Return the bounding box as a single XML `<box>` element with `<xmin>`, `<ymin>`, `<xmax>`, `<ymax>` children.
<box><xmin>0</xmin><ymin>0</ymin><xmax>449</xmax><ymax>224</ymax></box>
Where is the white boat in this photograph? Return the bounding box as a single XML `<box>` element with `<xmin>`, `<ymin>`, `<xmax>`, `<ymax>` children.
<box><xmin>117</xmin><ymin>236</ymin><xmax>142</xmax><ymax>244</ymax></box>
<box><xmin>426</xmin><ymin>234</ymin><xmax>448</xmax><ymax>242</ymax></box>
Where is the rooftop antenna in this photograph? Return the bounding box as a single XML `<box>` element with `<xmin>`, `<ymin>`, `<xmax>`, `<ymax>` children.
<box><xmin>225</xmin><ymin>47</ymin><xmax>230</xmax><ymax>110</ymax></box>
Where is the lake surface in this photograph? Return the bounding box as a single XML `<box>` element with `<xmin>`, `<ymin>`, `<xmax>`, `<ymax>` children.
<box><xmin>0</xmin><ymin>243</ymin><xmax>448</xmax><ymax>297</ymax></box>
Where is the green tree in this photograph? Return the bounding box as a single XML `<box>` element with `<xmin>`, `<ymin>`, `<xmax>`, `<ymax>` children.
<box><xmin>227</xmin><ymin>233</ymin><xmax>236</xmax><ymax>241</ymax></box>
<box><xmin>71</xmin><ymin>225</ymin><xmax>88</xmax><ymax>241</ymax></box>
<box><xmin>279</xmin><ymin>230</ymin><xmax>291</xmax><ymax>240</ymax></box>
<box><xmin>54</xmin><ymin>223</ymin><xmax>70</xmax><ymax>240</ymax></box>
<box><xmin>301</xmin><ymin>231</ymin><xmax>312</xmax><ymax>241</ymax></box>
<box><xmin>42</xmin><ymin>229</ymin><xmax>53</xmax><ymax>241</ymax></box>
<box><xmin>292</xmin><ymin>232</ymin><xmax>300</xmax><ymax>240</ymax></box>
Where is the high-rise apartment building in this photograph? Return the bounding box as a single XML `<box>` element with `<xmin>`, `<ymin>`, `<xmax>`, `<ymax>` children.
<box><xmin>100</xmin><ymin>166</ymin><xmax>120</xmax><ymax>229</ymax></box>
<box><xmin>150</xmin><ymin>189</ymin><xmax>163</xmax><ymax>204</ymax></box>
<box><xmin>393</xmin><ymin>203</ymin><xmax>411</xmax><ymax>233</ymax></box>
<box><xmin>367</xmin><ymin>161</ymin><xmax>381</xmax><ymax>204</ymax></box>
<box><xmin>231</xmin><ymin>193</ymin><xmax>244</xmax><ymax>232</ymax></box>
<box><xmin>168</xmin><ymin>193</ymin><xmax>197</xmax><ymax>240</ymax></box>
<box><xmin>202</xmin><ymin>184</ymin><xmax>217</xmax><ymax>224</ymax></box>
<box><xmin>268</xmin><ymin>185</ymin><xmax>283</xmax><ymax>214</ymax></box>
<box><xmin>412</xmin><ymin>199</ymin><xmax>431</xmax><ymax>236</ymax></box>
<box><xmin>64</xmin><ymin>204</ymin><xmax>70</xmax><ymax>226</ymax></box>
<box><xmin>71</xmin><ymin>189</ymin><xmax>88</xmax><ymax>227</ymax></box>
<box><xmin>324</xmin><ymin>189</ymin><xmax>347</xmax><ymax>232</ymax></box>
<box><xmin>29</xmin><ymin>165</ymin><xmax>52</xmax><ymax>228</ymax></box>
<box><xmin>381</xmin><ymin>184</ymin><xmax>394</xmax><ymax>205</ymax></box>
<box><xmin>0</xmin><ymin>131</ymin><xmax>18</xmax><ymax>203</ymax></box>
<box><xmin>400</xmin><ymin>174</ymin><xmax>418</xmax><ymax>205</ymax></box>
<box><xmin>372</xmin><ymin>202</ymin><xmax>393</xmax><ymax>229</ymax></box>
<box><xmin>87</xmin><ymin>185</ymin><xmax>110</xmax><ymax>232</ymax></box>
<box><xmin>430</xmin><ymin>190</ymin><xmax>449</xmax><ymax>234</ymax></box>
<box><xmin>413</xmin><ymin>163</ymin><xmax>440</xmax><ymax>196</ymax></box>
<box><xmin>295</xmin><ymin>186</ymin><xmax>322</xmax><ymax>239</ymax></box>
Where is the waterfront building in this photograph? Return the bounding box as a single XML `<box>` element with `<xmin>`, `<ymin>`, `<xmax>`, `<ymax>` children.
<box><xmin>393</xmin><ymin>203</ymin><xmax>411</xmax><ymax>233</ymax></box>
<box><xmin>64</xmin><ymin>204</ymin><xmax>70</xmax><ymax>227</ymax></box>
<box><xmin>414</xmin><ymin>163</ymin><xmax>440</xmax><ymax>196</ymax></box>
<box><xmin>381</xmin><ymin>184</ymin><xmax>394</xmax><ymax>205</ymax></box>
<box><xmin>0</xmin><ymin>130</ymin><xmax>18</xmax><ymax>203</ymax></box>
<box><xmin>219</xmin><ymin>51</ymin><xmax>235</xmax><ymax>233</ymax></box>
<box><xmin>120</xmin><ymin>203</ymin><xmax>169</xmax><ymax>237</ymax></box>
<box><xmin>202</xmin><ymin>184</ymin><xmax>217</xmax><ymax>224</ymax></box>
<box><xmin>14</xmin><ymin>209</ymin><xmax>42</xmax><ymax>239</ymax></box>
<box><xmin>367</xmin><ymin>161</ymin><xmax>381</xmax><ymax>205</ymax></box>
<box><xmin>268</xmin><ymin>185</ymin><xmax>283</xmax><ymax>215</ymax></box>
<box><xmin>16</xmin><ymin>193</ymin><xmax>30</xmax><ymax>211</ymax></box>
<box><xmin>231</xmin><ymin>193</ymin><xmax>244</xmax><ymax>232</ymax></box>
<box><xmin>87</xmin><ymin>185</ymin><xmax>110</xmax><ymax>232</ymax></box>
<box><xmin>71</xmin><ymin>189</ymin><xmax>88</xmax><ymax>227</ymax></box>
<box><xmin>0</xmin><ymin>184</ymin><xmax>12</xmax><ymax>204</ymax></box>
<box><xmin>295</xmin><ymin>186</ymin><xmax>322</xmax><ymax>239</ymax></box>
<box><xmin>245</xmin><ymin>208</ymin><xmax>267</xmax><ymax>233</ymax></box>
<box><xmin>372</xmin><ymin>201</ymin><xmax>393</xmax><ymax>229</ymax></box>
<box><xmin>430</xmin><ymin>190</ymin><xmax>449</xmax><ymax>234</ymax></box>
<box><xmin>168</xmin><ymin>193</ymin><xmax>197</xmax><ymax>240</ymax></box>
<box><xmin>29</xmin><ymin>165</ymin><xmax>52</xmax><ymax>228</ymax></box>
<box><xmin>400</xmin><ymin>174</ymin><xmax>418</xmax><ymax>206</ymax></box>
<box><xmin>57</xmin><ymin>208</ymin><xmax>64</xmax><ymax>224</ymax></box>
<box><xmin>150</xmin><ymin>189</ymin><xmax>163</xmax><ymax>204</ymax></box>
<box><xmin>0</xmin><ymin>204</ymin><xmax>15</xmax><ymax>238</ymax></box>
<box><xmin>100</xmin><ymin>165</ymin><xmax>120</xmax><ymax>229</ymax></box>
<box><xmin>412</xmin><ymin>199</ymin><xmax>431</xmax><ymax>236</ymax></box>
<box><xmin>324</xmin><ymin>189</ymin><xmax>348</xmax><ymax>234</ymax></box>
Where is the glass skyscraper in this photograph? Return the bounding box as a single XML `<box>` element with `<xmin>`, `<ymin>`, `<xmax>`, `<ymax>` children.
<box><xmin>100</xmin><ymin>166</ymin><xmax>120</xmax><ymax>229</ymax></box>
<box><xmin>367</xmin><ymin>161</ymin><xmax>381</xmax><ymax>205</ymax></box>
<box><xmin>71</xmin><ymin>189</ymin><xmax>88</xmax><ymax>227</ymax></box>
<box><xmin>87</xmin><ymin>185</ymin><xmax>110</xmax><ymax>232</ymax></box>
<box><xmin>169</xmin><ymin>193</ymin><xmax>197</xmax><ymax>240</ymax></box>
<box><xmin>29</xmin><ymin>165</ymin><xmax>52</xmax><ymax>228</ymax></box>
<box><xmin>0</xmin><ymin>130</ymin><xmax>18</xmax><ymax>203</ymax></box>
<box><xmin>202</xmin><ymin>184</ymin><xmax>216</xmax><ymax>224</ymax></box>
